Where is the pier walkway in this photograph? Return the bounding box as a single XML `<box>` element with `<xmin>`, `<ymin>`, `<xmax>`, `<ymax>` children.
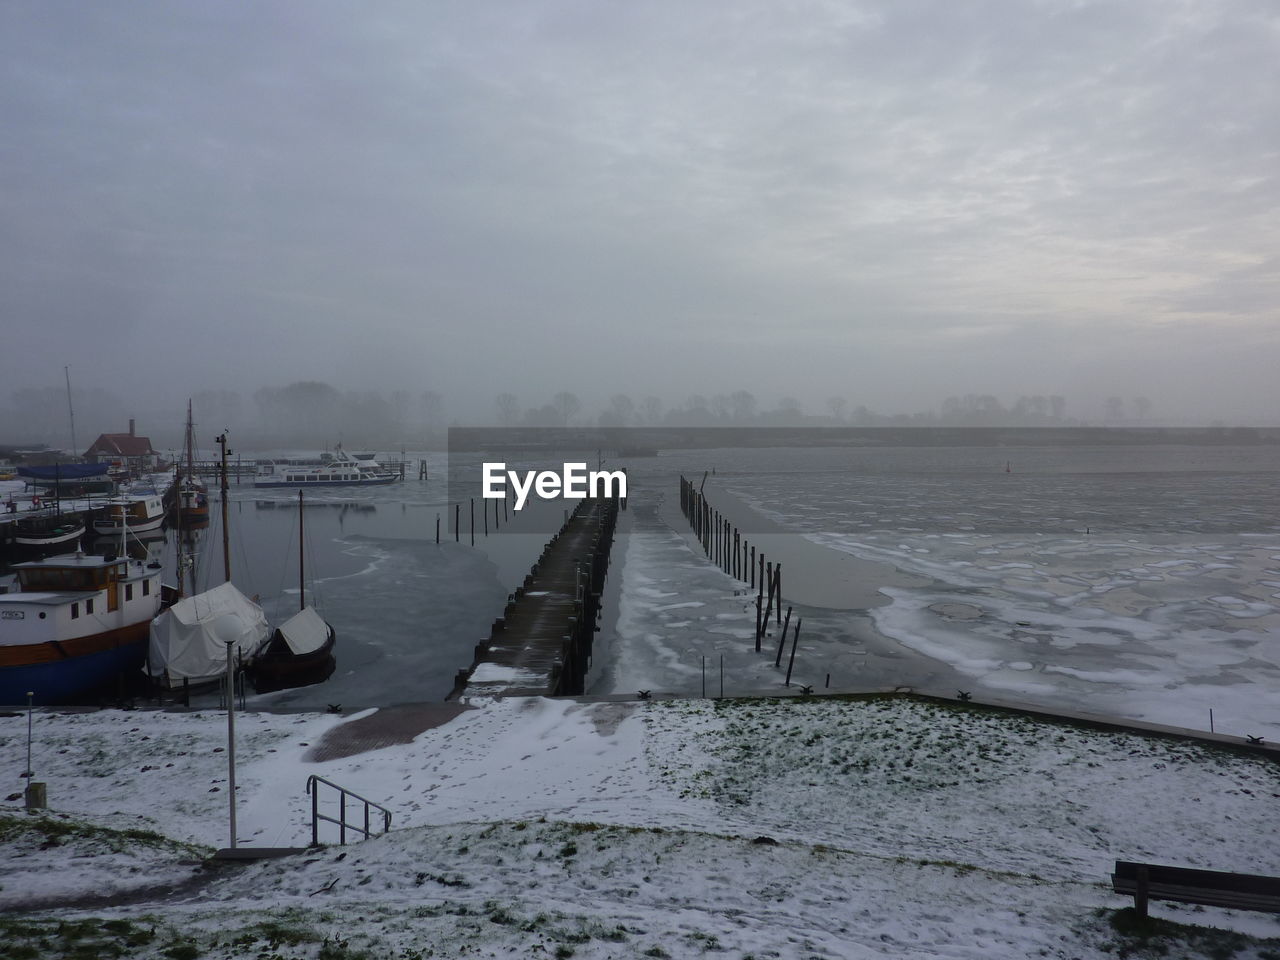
<box><xmin>448</xmin><ymin>495</ymin><xmax>619</xmax><ymax>700</ymax></box>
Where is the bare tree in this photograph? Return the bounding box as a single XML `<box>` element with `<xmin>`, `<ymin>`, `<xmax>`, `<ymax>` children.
<box><xmin>730</xmin><ymin>390</ymin><xmax>757</xmax><ymax>423</ymax></box>
<box><xmin>609</xmin><ymin>394</ymin><xmax>635</xmax><ymax>426</ymax></box>
<box><xmin>496</xmin><ymin>393</ymin><xmax>519</xmax><ymax>427</ymax></box>
<box><xmin>826</xmin><ymin>396</ymin><xmax>847</xmax><ymax>423</ymax></box>
<box><xmin>639</xmin><ymin>395</ymin><xmax>664</xmax><ymax>425</ymax></box>
<box><xmin>552</xmin><ymin>391</ymin><xmax>581</xmax><ymax>427</ymax></box>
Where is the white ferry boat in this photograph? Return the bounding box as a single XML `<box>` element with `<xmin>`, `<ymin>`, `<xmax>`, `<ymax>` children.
<box><xmin>254</xmin><ymin>446</ymin><xmax>399</xmax><ymax>488</ymax></box>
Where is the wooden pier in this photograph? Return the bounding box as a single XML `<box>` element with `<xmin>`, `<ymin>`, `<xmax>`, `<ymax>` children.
<box><xmin>448</xmin><ymin>495</ymin><xmax>619</xmax><ymax>699</ymax></box>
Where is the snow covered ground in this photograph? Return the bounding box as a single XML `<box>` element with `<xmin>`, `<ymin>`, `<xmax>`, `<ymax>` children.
<box><xmin>3</xmin><ymin>695</ymin><xmax>1280</xmax><ymax>958</ymax></box>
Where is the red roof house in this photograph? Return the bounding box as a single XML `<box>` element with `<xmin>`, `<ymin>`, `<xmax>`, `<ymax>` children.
<box><xmin>83</xmin><ymin>419</ymin><xmax>161</xmax><ymax>472</ymax></box>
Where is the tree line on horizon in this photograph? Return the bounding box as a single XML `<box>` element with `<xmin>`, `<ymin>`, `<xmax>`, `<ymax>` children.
<box><xmin>1</xmin><ymin>381</ymin><xmax>1165</xmax><ymax>452</ymax></box>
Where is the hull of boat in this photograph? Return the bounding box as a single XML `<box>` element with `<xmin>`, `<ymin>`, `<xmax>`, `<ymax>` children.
<box><xmin>13</xmin><ymin>524</ymin><xmax>85</xmax><ymax>550</ymax></box>
<box><xmin>0</xmin><ymin>624</ymin><xmax>149</xmax><ymax>705</ymax></box>
<box><xmin>253</xmin><ymin>476</ymin><xmax>399</xmax><ymax>488</ymax></box>
<box><xmin>92</xmin><ymin>514</ymin><xmax>166</xmax><ymax>534</ymax></box>
<box><xmin>250</xmin><ymin>626</ymin><xmax>337</xmax><ymax>693</ymax></box>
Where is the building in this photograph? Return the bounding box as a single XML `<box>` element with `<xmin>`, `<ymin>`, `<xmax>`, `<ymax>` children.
<box><xmin>83</xmin><ymin>419</ymin><xmax>161</xmax><ymax>475</ymax></box>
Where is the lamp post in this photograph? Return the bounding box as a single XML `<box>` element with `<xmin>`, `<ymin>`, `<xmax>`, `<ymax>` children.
<box><xmin>225</xmin><ymin>640</ymin><xmax>237</xmax><ymax>849</ymax></box>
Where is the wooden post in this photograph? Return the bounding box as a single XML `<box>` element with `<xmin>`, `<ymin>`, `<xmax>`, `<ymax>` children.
<box><xmin>755</xmin><ymin>595</ymin><xmax>763</xmax><ymax>653</ymax></box>
<box><xmin>1135</xmin><ymin>865</ymin><xmax>1149</xmax><ymax>918</ymax></box>
<box><xmin>750</xmin><ymin>545</ymin><xmax>756</xmax><ymax>588</ymax></box>
<box><xmin>784</xmin><ymin>617</ymin><xmax>802</xmax><ymax>686</ymax></box>
<box><xmin>454</xmin><ymin>503</ymin><xmax>460</xmax><ymax>543</ymax></box>
<box><xmin>776</xmin><ymin>605</ymin><xmax>792</xmax><ymax>668</ymax></box>
<box><xmin>436</xmin><ymin>513</ymin><xmax>440</xmax><ymax>544</ymax></box>
<box><xmin>484</xmin><ymin>497</ymin><xmax>489</xmax><ymax>536</ymax></box>
<box><xmin>470</xmin><ymin>498</ymin><xmax>475</xmax><ymax>546</ymax></box>
<box><xmin>763</xmin><ymin>561</ymin><xmax>775</xmax><ymax>627</ymax></box>
<box><xmin>775</xmin><ymin>565</ymin><xmax>782</xmax><ymax>625</ymax></box>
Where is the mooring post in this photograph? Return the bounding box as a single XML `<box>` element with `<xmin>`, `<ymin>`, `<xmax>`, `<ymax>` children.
<box><xmin>436</xmin><ymin>514</ymin><xmax>440</xmax><ymax>544</ymax></box>
<box><xmin>763</xmin><ymin>561</ymin><xmax>775</xmax><ymax>627</ymax></box>
<box><xmin>455</xmin><ymin>503</ymin><xmax>460</xmax><ymax>543</ymax></box>
<box><xmin>755</xmin><ymin>595</ymin><xmax>763</xmax><ymax>653</ymax></box>
<box><xmin>776</xmin><ymin>605</ymin><xmax>793</xmax><ymax>668</ymax></box>
<box><xmin>784</xmin><ymin>617</ymin><xmax>802</xmax><ymax>687</ymax></box>
<box><xmin>775</xmin><ymin>565</ymin><xmax>782</xmax><ymax>625</ymax></box>
<box><xmin>470</xmin><ymin>498</ymin><xmax>475</xmax><ymax>546</ymax></box>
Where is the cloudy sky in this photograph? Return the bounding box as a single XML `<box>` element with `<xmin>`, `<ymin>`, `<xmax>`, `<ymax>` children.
<box><xmin>2</xmin><ymin>0</ymin><xmax>1277</xmax><ymax>423</ymax></box>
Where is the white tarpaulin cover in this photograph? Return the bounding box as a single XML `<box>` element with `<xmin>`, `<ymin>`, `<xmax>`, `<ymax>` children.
<box><xmin>276</xmin><ymin>606</ymin><xmax>331</xmax><ymax>656</ymax></box>
<box><xmin>147</xmin><ymin>581</ymin><xmax>269</xmax><ymax>683</ymax></box>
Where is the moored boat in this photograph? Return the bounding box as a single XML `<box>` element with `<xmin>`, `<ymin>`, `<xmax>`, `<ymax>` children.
<box><xmin>248</xmin><ymin>489</ymin><xmax>337</xmax><ymax>693</ymax></box>
<box><xmin>145</xmin><ymin>581</ymin><xmax>270</xmax><ymax>690</ymax></box>
<box><xmin>12</xmin><ymin>511</ymin><xmax>86</xmax><ymax>557</ymax></box>
<box><xmin>254</xmin><ymin>445</ymin><xmax>398</xmax><ymax>487</ymax></box>
<box><xmin>92</xmin><ymin>494</ymin><xmax>166</xmax><ymax>535</ymax></box>
<box><xmin>175</xmin><ymin>399</ymin><xmax>210</xmax><ymax>525</ymax></box>
<box><xmin>0</xmin><ymin>552</ymin><xmax>164</xmax><ymax>705</ymax></box>
<box><xmin>249</xmin><ymin>606</ymin><xmax>336</xmax><ymax>693</ymax></box>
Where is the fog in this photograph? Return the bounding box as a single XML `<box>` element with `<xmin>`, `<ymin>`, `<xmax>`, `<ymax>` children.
<box><xmin>2</xmin><ymin>0</ymin><xmax>1278</xmax><ymax>442</ymax></box>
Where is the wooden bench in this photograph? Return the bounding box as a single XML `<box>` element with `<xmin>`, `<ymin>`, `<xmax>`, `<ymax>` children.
<box><xmin>1112</xmin><ymin>861</ymin><xmax>1280</xmax><ymax>917</ymax></box>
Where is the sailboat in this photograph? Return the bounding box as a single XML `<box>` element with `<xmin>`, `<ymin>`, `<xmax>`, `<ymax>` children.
<box><xmin>249</xmin><ymin>490</ymin><xmax>337</xmax><ymax>693</ymax></box>
<box><xmin>174</xmin><ymin>400</ymin><xmax>209</xmax><ymax>526</ymax></box>
<box><xmin>145</xmin><ymin>433</ymin><xmax>268</xmax><ymax>690</ymax></box>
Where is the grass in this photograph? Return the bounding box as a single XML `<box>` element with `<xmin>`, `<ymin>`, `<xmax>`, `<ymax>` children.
<box><xmin>1097</xmin><ymin>907</ymin><xmax>1280</xmax><ymax>959</ymax></box>
<box><xmin>0</xmin><ymin>812</ymin><xmax>210</xmax><ymax>858</ymax></box>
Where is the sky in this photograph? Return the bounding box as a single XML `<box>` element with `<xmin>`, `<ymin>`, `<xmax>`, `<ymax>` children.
<box><xmin>2</xmin><ymin>0</ymin><xmax>1278</xmax><ymax>424</ymax></box>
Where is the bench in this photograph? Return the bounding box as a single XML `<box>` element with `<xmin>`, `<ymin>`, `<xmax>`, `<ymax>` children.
<box><xmin>1112</xmin><ymin>861</ymin><xmax>1280</xmax><ymax>917</ymax></box>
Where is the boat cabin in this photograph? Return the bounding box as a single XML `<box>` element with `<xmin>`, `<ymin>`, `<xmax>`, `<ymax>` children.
<box><xmin>0</xmin><ymin>554</ymin><xmax>162</xmax><ymax>646</ymax></box>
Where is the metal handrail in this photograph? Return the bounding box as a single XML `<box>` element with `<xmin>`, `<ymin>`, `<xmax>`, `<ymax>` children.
<box><xmin>305</xmin><ymin>774</ymin><xmax>393</xmax><ymax>846</ymax></box>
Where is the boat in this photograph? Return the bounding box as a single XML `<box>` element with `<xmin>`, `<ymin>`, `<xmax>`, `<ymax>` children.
<box><xmin>248</xmin><ymin>491</ymin><xmax>337</xmax><ymax>693</ymax></box>
<box><xmin>11</xmin><ymin>510</ymin><xmax>86</xmax><ymax>557</ymax></box>
<box><xmin>249</xmin><ymin>605</ymin><xmax>336</xmax><ymax>692</ymax></box>
<box><xmin>253</xmin><ymin>445</ymin><xmax>399</xmax><ymax>488</ymax></box>
<box><xmin>145</xmin><ymin>431</ymin><xmax>269</xmax><ymax>690</ymax></box>
<box><xmin>145</xmin><ymin>581</ymin><xmax>269</xmax><ymax>690</ymax></box>
<box><xmin>17</xmin><ymin>462</ymin><xmax>113</xmax><ymax>496</ymax></box>
<box><xmin>92</xmin><ymin>494</ymin><xmax>166</xmax><ymax>535</ymax></box>
<box><xmin>0</xmin><ymin>551</ymin><xmax>165</xmax><ymax>705</ymax></box>
<box><xmin>174</xmin><ymin>400</ymin><xmax>209</xmax><ymax>525</ymax></box>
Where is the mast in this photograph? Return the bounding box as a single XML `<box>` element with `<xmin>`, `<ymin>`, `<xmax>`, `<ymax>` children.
<box><xmin>174</xmin><ymin>464</ymin><xmax>185</xmax><ymax>598</ymax></box>
<box><xmin>298</xmin><ymin>489</ymin><xmax>305</xmax><ymax>612</ymax></box>
<box><xmin>64</xmin><ymin>365</ymin><xmax>77</xmax><ymax>457</ymax></box>
<box><xmin>185</xmin><ymin>399</ymin><xmax>197</xmax><ymax>482</ymax></box>
<box><xmin>216</xmin><ymin>432</ymin><xmax>231</xmax><ymax>583</ymax></box>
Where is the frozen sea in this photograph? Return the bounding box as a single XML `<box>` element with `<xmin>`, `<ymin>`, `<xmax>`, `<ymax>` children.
<box><xmin>592</xmin><ymin>442</ymin><xmax>1280</xmax><ymax>741</ymax></box>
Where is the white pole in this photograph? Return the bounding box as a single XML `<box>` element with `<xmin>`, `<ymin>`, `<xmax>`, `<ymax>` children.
<box><xmin>25</xmin><ymin>691</ymin><xmax>34</xmax><ymax>778</ymax></box>
<box><xmin>225</xmin><ymin>640</ymin><xmax>237</xmax><ymax>848</ymax></box>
